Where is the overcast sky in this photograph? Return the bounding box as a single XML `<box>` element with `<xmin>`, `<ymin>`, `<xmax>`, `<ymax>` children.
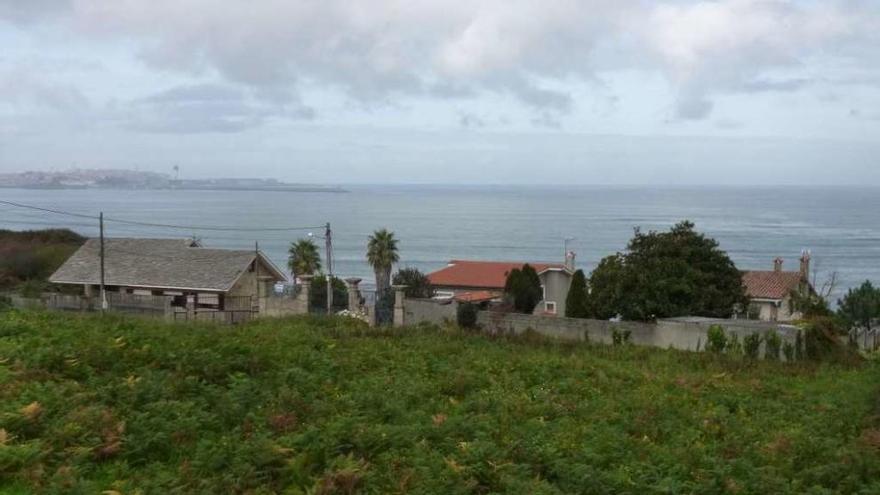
<box><xmin>1</xmin><ymin>0</ymin><xmax>879</xmax><ymax>185</ymax></box>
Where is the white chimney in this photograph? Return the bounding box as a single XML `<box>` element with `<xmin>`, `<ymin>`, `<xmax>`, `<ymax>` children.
<box><xmin>565</xmin><ymin>251</ymin><xmax>576</xmax><ymax>271</ymax></box>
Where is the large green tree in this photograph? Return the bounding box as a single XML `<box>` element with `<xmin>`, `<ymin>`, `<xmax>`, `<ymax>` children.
<box><xmin>588</xmin><ymin>254</ymin><xmax>625</xmax><ymax>320</ymax></box>
<box><xmin>837</xmin><ymin>280</ymin><xmax>880</xmax><ymax>345</ymax></box>
<box><xmin>589</xmin><ymin>221</ymin><xmax>747</xmax><ymax>321</ymax></box>
<box><xmin>366</xmin><ymin>229</ymin><xmax>399</xmax><ymax>296</ymax></box>
<box><xmin>504</xmin><ymin>264</ymin><xmax>543</xmax><ymax>314</ymax></box>
<box><xmin>287</xmin><ymin>239</ymin><xmax>321</xmax><ymax>284</ymax></box>
<box><xmin>392</xmin><ymin>267</ymin><xmax>434</xmax><ymax>299</ymax></box>
<box><xmin>565</xmin><ymin>269</ymin><xmax>590</xmax><ymax>318</ymax></box>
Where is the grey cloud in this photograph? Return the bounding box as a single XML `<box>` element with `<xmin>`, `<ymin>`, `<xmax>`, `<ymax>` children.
<box><xmin>531</xmin><ymin>111</ymin><xmax>562</xmax><ymax>129</ymax></box>
<box><xmin>5</xmin><ymin>0</ymin><xmax>880</xmax><ymax>127</ymax></box>
<box><xmin>0</xmin><ymin>68</ymin><xmax>89</xmax><ymax>113</ymax></box>
<box><xmin>674</xmin><ymin>95</ymin><xmax>713</xmax><ymax>121</ymax></box>
<box><xmin>122</xmin><ymin>84</ymin><xmax>314</xmax><ymax>134</ymax></box>
<box><xmin>0</xmin><ymin>0</ymin><xmax>69</xmax><ymax>25</ymax></box>
<box><xmin>715</xmin><ymin>119</ymin><xmax>744</xmax><ymax>130</ymax></box>
<box><xmin>741</xmin><ymin>78</ymin><xmax>813</xmax><ymax>93</ymax></box>
<box><xmin>458</xmin><ymin>112</ymin><xmax>486</xmax><ymax>128</ymax></box>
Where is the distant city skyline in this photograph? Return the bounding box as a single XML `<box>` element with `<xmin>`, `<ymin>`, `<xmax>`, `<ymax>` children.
<box><xmin>2</xmin><ymin>1</ymin><xmax>879</xmax><ymax>185</ymax></box>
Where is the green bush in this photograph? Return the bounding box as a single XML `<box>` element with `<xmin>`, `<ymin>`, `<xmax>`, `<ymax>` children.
<box><xmin>764</xmin><ymin>330</ymin><xmax>782</xmax><ymax>361</ymax></box>
<box><xmin>795</xmin><ymin>330</ymin><xmax>805</xmax><ymax>361</ymax></box>
<box><xmin>456</xmin><ymin>302</ymin><xmax>478</xmax><ymax>329</ymax></box>
<box><xmin>783</xmin><ymin>342</ymin><xmax>795</xmax><ymax>362</ymax></box>
<box><xmin>611</xmin><ymin>326</ymin><xmax>631</xmax><ymax>346</ymax></box>
<box><xmin>17</xmin><ymin>280</ymin><xmax>46</xmax><ymax>299</ymax></box>
<box><xmin>706</xmin><ymin>325</ymin><xmax>727</xmax><ymax>353</ymax></box>
<box><xmin>804</xmin><ymin>317</ymin><xmax>845</xmax><ymax>361</ymax></box>
<box><xmin>727</xmin><ymin>333</ymin><xmax>743</xmax><ymax>356</ymax></box>
<box><xmin>744</xmin><ymin>332</ymin><xmax>762</xmax><ymax>359</ymax></box>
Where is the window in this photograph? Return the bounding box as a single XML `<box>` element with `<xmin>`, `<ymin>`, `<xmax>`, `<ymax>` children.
<box><xmin>545</xmin><ymin>301</ymin><xmax>557</xmax><ymax>314</ymax></box>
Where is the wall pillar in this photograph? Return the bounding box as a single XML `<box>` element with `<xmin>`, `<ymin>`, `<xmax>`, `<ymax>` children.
<box><xmin>296</xmin><ymin>275</ymin><xmax>312</xmax><ymax>313</ymax></box>
<box><xmin>345</xmin><ymin>277</ymin><xmax>362</xmax><ymax>312</ymax></box>
<box><xmin>392</xmin><ymin>285</ymin><xmax>407</xmax><ymax>327</ymax></box>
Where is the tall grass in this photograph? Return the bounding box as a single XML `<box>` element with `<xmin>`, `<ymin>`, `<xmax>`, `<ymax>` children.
<box><xmin>1</xmin><ymin>310</ymin><xmax>879</xmax><ymax>494</ymax></box>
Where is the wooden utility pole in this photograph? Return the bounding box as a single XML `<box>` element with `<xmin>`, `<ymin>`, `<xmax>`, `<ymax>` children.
<box><xmin>99</xmin><ymin>211</ymin><xmax>106</xmax><ymax>314</ymax></box>
<box><xmin>255</xmin><ymin>241</ymin><xmax>260</xmax><ymax>300</ymax></box>
<box><xmin>325</xmin><ymin>222</ymin><xmax>332</xmax><ymax>314</ymax></box>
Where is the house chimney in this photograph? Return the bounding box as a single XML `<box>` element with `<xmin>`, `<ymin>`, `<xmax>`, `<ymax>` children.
<box><xmin>773</xmin><ymin>257</ymin><xmax>783</xmax><ymax>272</ymax></box>
<box><xmin>799</xmin><ymin>250</ymin><xmax>811</xmax><ymax>281</ymax></box>
<box><xmin>565</xmin><ymin>251</ymin><xmax>576</xmax><ymax>272</ymax></box>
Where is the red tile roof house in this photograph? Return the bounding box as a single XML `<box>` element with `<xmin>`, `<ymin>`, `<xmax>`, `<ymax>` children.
<box><xmin>427</xmin><ymin>255</ymin><xmax>576</xmax><ymax>316</ymax></box>
<box><xmin>741</xmin><ymin>252</ymin><xmax>814</xmax><ymax>322</ymax></box>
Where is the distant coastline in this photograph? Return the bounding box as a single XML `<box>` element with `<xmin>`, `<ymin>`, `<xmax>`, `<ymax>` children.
<box><xmin>0</xmin><ymin>169</ymin><xmax>347</xmax><ymax>193</ymax></box>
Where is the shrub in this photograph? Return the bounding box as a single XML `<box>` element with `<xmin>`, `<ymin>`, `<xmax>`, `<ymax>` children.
<box><xmin>743</xmin><ymin>332</ymin><xmax>761</xmax><ymax>359</ymax></box>
<box><xmin>783</xmin><ymin>342</ymin><xmax>795</xmax><ymax>362</ymax></box>
<box><xmin>612</xmin><ymin>326</ymin><xmax>631</xmax><ymax>346</ymax></box>
<box><xmin>804</xmin><ymin>317</ymin><xmax>844</xmax><ymax>361</ymax></box>
<box><xmin>706</xmin><ymin>325</ymin><xmax>727</xmax><ymax>353</ymax></box>
<box><xmin>456</xmin><ymin>302</ymin><xmax>478</xmax><ymax>329</ymax></box>
<box><xmin>727</xmin><ymin>333</ymin><xmax>743</xmax><ymax>356</ymax></box>
<box><xmin>764</xmin><ymin>330</ymin><xmax>782</xmax><ymax>361</ymax></box>
<box><xmin>18</xmin><ymin>280</ymin><xmax>47</xmax><ymax>299</ymax></box>
<box><xmin>795</xmin><ymin>330</ymin><xmax>805</xmax><ymax>361</ymax></box>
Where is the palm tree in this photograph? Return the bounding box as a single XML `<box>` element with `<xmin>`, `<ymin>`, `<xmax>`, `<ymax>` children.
<box><xmin>287</xmin><ymin>238</ymin><xmax>321</xmax><ymax>284</ymax></box>
<box><xmin>366</xmin><ymin>229</ymin><xmax>399</xmax><ymax>295</ymax></box>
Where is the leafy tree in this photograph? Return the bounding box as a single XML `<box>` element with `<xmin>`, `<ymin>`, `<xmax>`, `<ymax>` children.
<box><xmin>310</xmin><ymin>275</ymin><xmax>348</xmax><ymax>313</ymax></box>
<box><xmin>588</xmin><ymin>254</ymin><xmax>625</xmax><ymax>320</ymax></box>
<box><xmin>836</xmin><ymin>281</ymin><xmax>880</xmax><ymax>345</ymax></box>
<box><xmin>565</xmin><ymin>269</ymin><xmax>589</xmax><ymax>318</ymax></box>
<box><xmin>287</xmin><ymin>239</ymin><xmax>321</xmax><ymax>284</ymax></box>
<box><xmin>366</xmin><ymin>229</ymin><xmax>399</xmax><ymax>297</ymax></box>
<box><xmin>588</xmin><ymin>221</ymin><xmax>747</xmax><ymax>321</ymax></box>
<box><xmin>504</xmin><ymin>264</ymin><xmax>542</xmax><ymax>314</ymax></box>
<box><xmin>392</xmin><ymin>268</ymin><xmax>434</xmax><ymax>299</ymax></box>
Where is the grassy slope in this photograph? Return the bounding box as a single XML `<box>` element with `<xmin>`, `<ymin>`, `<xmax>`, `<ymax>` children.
<box><xmin>1</xmin><ymin>311</ymin><xmax>879</xmax><ymax>494</ymax></box>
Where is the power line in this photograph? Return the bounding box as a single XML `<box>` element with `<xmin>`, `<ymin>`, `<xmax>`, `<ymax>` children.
<box><xmin>0</xmin><ymin>199</ymin><xmax>324</xmax><ymax>233</ymax></box>
<box><xmin>103</xmin><ymin>216</ymin><xmax>324</xmax><ymax>232</ymax></box>
<box><xmin>0</xmin><ymin>200</ymin><xmax>97</xmax><ymax>220</ymax></box>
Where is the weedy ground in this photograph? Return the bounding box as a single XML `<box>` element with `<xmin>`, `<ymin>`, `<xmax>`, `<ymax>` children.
<box><xmin>1</xmin><ymin>310</ymin><xmax>879</xmax><ymax>494</ymax></box>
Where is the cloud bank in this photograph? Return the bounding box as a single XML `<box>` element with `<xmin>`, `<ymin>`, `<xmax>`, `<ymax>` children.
<box><xmin>2</xmin><ymin>0</ymin><xmax>877</xmax><ymax>125</ymax></box>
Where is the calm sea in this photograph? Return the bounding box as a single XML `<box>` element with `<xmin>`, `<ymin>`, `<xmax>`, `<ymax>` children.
<box><xmin>2</xmin><ymin>185</ymin><xmax>879</xmax><ymax>300</ymax></box>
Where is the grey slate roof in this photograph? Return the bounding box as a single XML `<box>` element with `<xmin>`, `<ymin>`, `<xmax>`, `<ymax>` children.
<box><xmin>49</xmin><ymin>238</ymin><xmax>286</xmax><ymax>292</ymax></box>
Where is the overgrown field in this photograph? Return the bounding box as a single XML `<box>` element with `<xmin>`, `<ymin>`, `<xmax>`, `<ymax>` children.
<box><xmin>1</xmin><ymin>311</ymin><xmax>879</xmax><ymax>494</ymax></box>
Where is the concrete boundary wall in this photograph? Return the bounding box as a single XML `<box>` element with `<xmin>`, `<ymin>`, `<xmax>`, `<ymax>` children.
<box><xmin>474</xmin><ymin>311</ymin><xmax>798</xmax><ymax>355</ymax></box>
<box><xmin>404</xmin><ymin>298</ymin><xmax>458</xmax><ymax>326</ymax></box>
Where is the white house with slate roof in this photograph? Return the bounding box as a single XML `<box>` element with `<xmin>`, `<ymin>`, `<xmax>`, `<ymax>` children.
<box><xmin>49</xmin><ymin>238</ymin><xmax>288</xmax><ymax>312</ymax></box>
